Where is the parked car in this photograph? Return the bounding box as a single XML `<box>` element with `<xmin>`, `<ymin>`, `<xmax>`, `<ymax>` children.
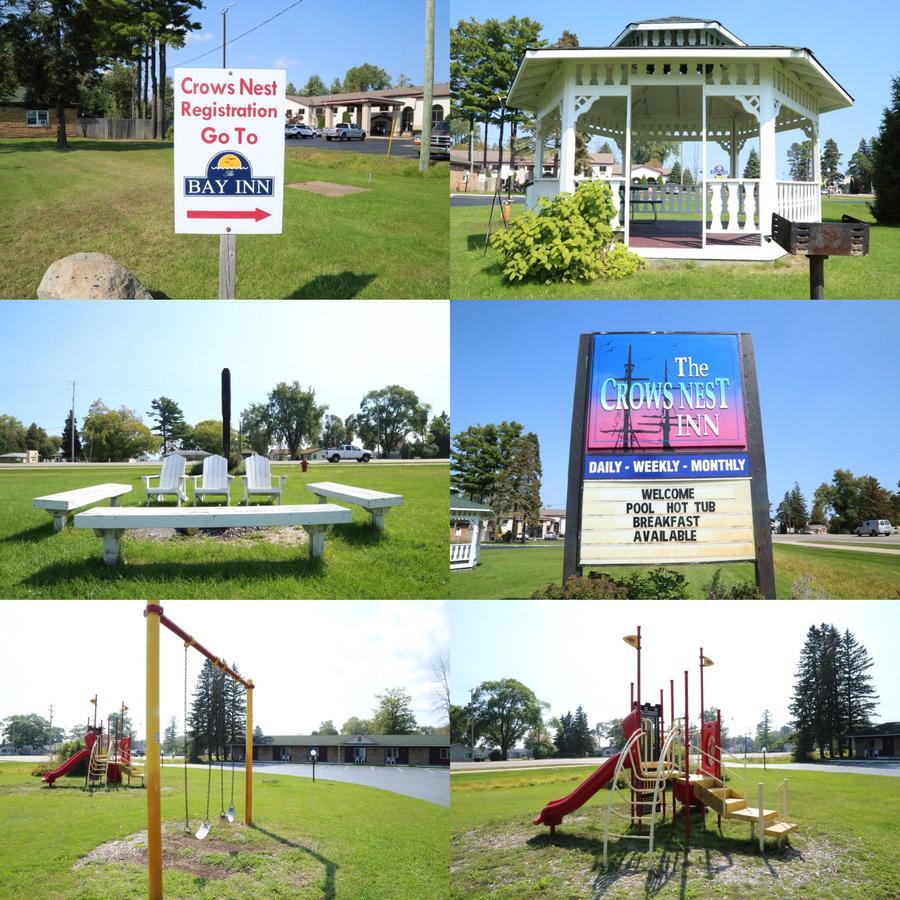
<box><xmin>543</xmin><ymin>532</ymin><xmax>558</xmax><ymax>541</ymax></box>
<box><xmin>294</xmin><ymin>124</ymin><xmax>316</xmax><ymax>139</ymax></box>
<box><xmin>414</xmin><ymin>119</ymin><xmax>451</xmax><ymax>159</ymax></box>
<box><xmin>855</xmin><ymin>519</ymin><xmax>893</xmax><ymax>536</ymax></box>
<box><xmin>306</xmin><ymin>123</ymin><xmax>321</xmax><ymax>137</ymax></box>
<box><xmin>323</xmin><ymin>122</ymin><xmax>366</xmax><ymax>141</ymax></box>
<box><xmin>285</xmin><ymin>124</ymin><xmax>302</xmax><ymax>138</ymax></box>
<box><xmin>324</xmin><ymin>444</ymin><xmax>373</xmax><ymax>463</ymax></box>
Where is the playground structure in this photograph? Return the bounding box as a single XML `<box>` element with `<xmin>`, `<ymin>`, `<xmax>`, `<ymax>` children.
<box><xmin>41</xmin><ymin>698</ymin><xmax>143</xmax><ymax>790</ymax></box>
<box><xmin>145</xmin><ymin>603</ymin><xmax>254</xmax><ymax>900</ymax></box>
<box><xmin>533</xmin><ymin>627</ymin><xmax>797</xmax><ymax>863</ymax></box>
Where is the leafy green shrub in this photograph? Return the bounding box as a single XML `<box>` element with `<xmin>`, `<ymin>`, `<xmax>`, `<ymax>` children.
<box><xmin>488</xmin><ymin>749</ymin><xmax>503</xmax><ymax>762</ymax></box>
<box><xmin>702</xmin><ymin>569</ymin><xmax>763</xmax><ymax>600</ymax></box>
<box><xmin>490</xmin><ymin>180</ymin><xmax>643</xmax><ymax>283</ymax></box>
<box><xmin>531</xmin><ymin>567</ymin><xmax>687</xmax><ymax>599</ymax></box>
<box><xmin>165</xmin><ymin>125</ymin><xmax>174</xmax><ymax>141</ymax></box>
<box><xmin>228</xmin><ymin>451</ymin><xmax>244</xmax><ymax>475</ymax></box>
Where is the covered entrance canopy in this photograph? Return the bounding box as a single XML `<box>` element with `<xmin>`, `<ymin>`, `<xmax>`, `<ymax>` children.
<box><xmin>507</xmin><ymin>18</ymin><xmax>853</xmax><ymax>260</ymax></box>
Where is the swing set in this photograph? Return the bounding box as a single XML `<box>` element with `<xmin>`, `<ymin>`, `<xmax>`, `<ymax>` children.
<box><xmin>144</xmin><ymin>604</ymin><xmax>254</xmax><ymax>900</ymax></box>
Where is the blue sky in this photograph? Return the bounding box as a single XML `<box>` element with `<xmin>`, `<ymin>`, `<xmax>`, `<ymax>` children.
<box><xmin>451</xmin><ymin>600</ymin><xmax>900</xmax><ymax>734</ymax></box>
<box><xmin>0</xmin><ymin>301</ymin><xmax>449</xmax><ymax>439</ymax></box>
<box><xmin>451</xmin><ymin>0</ymin><xmax>897</xmax><ymax>174</ymax></box>
<box><xmin>167</xmin><ymin>0</ymin><xmax>449</xmax><ymax>88</ymax></box>
<box><xmin>451</xmin><ymin>301</ymin><xmax>900</xmax><ymax>507</ymax></box>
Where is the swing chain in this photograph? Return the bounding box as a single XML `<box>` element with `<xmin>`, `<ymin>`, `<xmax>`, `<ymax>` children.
<box><xmin>219</xmin><ymin>668</ymin><xmax>226</xmax><ymax>817</ymax></box>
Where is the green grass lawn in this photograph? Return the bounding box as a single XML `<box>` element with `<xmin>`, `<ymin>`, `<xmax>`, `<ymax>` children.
<box><xmin>0</xmin><ymin>139</ymin><xmax>448</xmax><ymax>299</ymax></box>
<box><xmin>0</xmin><ymin>761</ymin><xmax>447</xmax><ymax>898</ymax></box>
<box><xmin>450</xmin><ymin>763</ymin><xmax>900</xmax><ymax>898</ymax></box>
<box><xmin>449</xmin><ymin>543</ymin><xmax>899</xmax><ymax>599</ymax></box>
<box><xmin>450</xmin><ymin>198</ymin><xmax>900</xmax><ymax>299</ymax></box>
<box><xmin>0</xmin><ymin>463</ymin><xmax>448</xmax><ymax>599</ymax></box>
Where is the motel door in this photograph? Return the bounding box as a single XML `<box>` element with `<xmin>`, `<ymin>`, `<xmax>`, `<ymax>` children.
<box><xmin>279</xmin><ymin>747</ymin><xmax>291</xmax><ymax>762</ymax></box>
<box><xmin>354</xmin><ymin>747</ymin><xmax>367</xmax><ymax>763</ymax></box>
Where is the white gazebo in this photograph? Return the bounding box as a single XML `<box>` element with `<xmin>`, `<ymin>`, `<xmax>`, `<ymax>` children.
<box><xmin>450</xmin><ymin>494</ymin><xmax>493</xmax><ymax>570</ymax></box>
<box><xmin>508</xmin><ymin>18</ymin><xmax>852</xmax><ymax>260</ymax></box>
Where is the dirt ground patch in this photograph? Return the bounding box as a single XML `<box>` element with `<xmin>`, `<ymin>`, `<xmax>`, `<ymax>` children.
<box><xmin>287</xmin><ymin>180</ymin><xmax>371</xmax><ymax>197</ymax></box>
<box><xmin>140</xmin><ymin>526</ymin><xmax>309</xmax><ymax>547</ymax></box>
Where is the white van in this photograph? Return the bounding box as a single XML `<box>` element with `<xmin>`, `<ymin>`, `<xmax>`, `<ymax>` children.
<box><xmin>855</xmin><ymin>519</ymin><xmax>892</xmax><ymax>537</ymax></box>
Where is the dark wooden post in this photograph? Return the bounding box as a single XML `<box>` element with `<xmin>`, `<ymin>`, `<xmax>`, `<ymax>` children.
<box><xmin>222</xmin><ymin>368</ymin><xmax>231</xmax><ymax>459</ymax></box>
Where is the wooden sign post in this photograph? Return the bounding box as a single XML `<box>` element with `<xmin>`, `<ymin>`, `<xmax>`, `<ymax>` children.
<box><xmin>564</xmin><ymin>332</ymin><xmax>775</xmax><ymax>598</ymax></box>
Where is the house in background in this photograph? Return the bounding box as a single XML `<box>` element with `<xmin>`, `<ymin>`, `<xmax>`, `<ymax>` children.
<box><xmin>849</xmin><ymin>722</ymin><xmax>899</xmax><ymax>759</ymax></box>
<box><xmin>286</xmin><ymin>83</ymin><xmax>449</xmax><ymax>136</ymax></box>
<box><xmin>0</xmin><ymin>88</ymin><xmax>79</xmax><ymax>138</ymax></box>
<box><xmin>237</xmin><ymin>733</ymin><xmax>450</xmax><ymax>766</ymax></box>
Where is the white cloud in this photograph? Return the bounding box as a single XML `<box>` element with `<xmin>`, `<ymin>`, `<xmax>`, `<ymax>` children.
<box><xmin>272</xmin><ymin>56</ymin><xmax>299</xmax><ymax>69</ymax></box>
<box><xmin>184</xmin><ymin>31</ymin><xmax>214</xmax><ymax>44</ymax></box>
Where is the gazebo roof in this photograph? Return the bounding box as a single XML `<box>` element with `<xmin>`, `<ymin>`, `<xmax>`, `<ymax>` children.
<box><xmin>508</xmin><ymin>28</ymin><xmax>852</xmax><ymax>118</ymax></box>
<box><xmin>610</xmin><ymin>19</ymin><xmax>746</xmax><ymax>49</ymax></box>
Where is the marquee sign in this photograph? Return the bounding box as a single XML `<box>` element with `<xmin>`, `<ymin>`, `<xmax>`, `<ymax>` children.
<box><xmin>564</xmin><ymin>332</ymin><xmax>775</xmax><ymax>596</ymax></box>
<box><xmin>174</xmin><ymin>68</ymin><xmax>285</xmax><ymax>234</ymax></box>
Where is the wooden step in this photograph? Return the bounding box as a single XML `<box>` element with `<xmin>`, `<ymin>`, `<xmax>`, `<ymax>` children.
<box><xmin>723</xmin><ymin>797</ymin><xmax>747</xmax><ymax>813</ymax></box>
<box><xmin>728</xmin><ymin>806</ymin><xmax>777</xmax><ymax>824</ymax></box>
<box><xmin>764</xmin><ymin>821</ymin><xmax>797</xmax><ymax>837</ymax></box>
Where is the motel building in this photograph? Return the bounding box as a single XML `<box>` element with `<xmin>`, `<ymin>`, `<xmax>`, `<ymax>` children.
<box><xmin>507</xmin><ymin>17</ymin><xmax>852</xmax><ymax>259</ymax></box>
<box><xmin>848</xmin><ymin>723</ymin><xmax>900</xmax><ymax>759</ymax></box>
<box><xmin>285</xmin><ymin>83</ymin><xmax>449</xmax><ymax>136</ymax></box>
<box><xmin>235</xmin><ymin>733</ymin><xmax>450</xmax><ymax>767</ymax></box>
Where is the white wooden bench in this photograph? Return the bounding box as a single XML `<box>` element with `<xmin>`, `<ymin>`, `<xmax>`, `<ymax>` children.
<box><xmin>73</xmin><ymin>504</ymin><xmax>352</xmax><ymax>566</ymax></box>
<box><xmin>304</xmin><ymin>481</ymin><xmax>403</xmax><ymax>530</ymax></box>
<box><xmin>33</xmin><ymin>483</ymin><xmax>133</xmax><ymax>532</ymax></box>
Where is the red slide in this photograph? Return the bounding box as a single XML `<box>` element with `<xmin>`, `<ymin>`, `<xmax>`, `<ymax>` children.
<box><xmin>42</xmin><ymin>747</ymin><xmax>91</xmax><ymax>785</ymax></box>
<box><xmin>533</xmin><ymin>752</ymin><xmax>622</xmax><ymax>827</ymax></box>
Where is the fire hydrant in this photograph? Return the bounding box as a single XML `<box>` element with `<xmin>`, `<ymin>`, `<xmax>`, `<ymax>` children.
<box><xmin>301</xmin><ymin>459</ymin><xmax>309</xmax><ymax>472</ymax></box>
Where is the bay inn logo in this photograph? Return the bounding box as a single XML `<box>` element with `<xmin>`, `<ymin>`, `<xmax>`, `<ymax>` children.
<box><xmin>183</xmin><ymin>151</ymin><xmax>273</xmax><ymax>196</ymax></box>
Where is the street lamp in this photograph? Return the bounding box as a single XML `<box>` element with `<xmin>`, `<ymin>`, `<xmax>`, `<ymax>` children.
<box><xmin>309</xmin><ymin>747</ymin><xmax>318</xmax><ymax>782</ymax></box>
<box><xmin>220</xmin><ymin>4</ymin><xmax>237</xmax><ymax>69</ymax></box>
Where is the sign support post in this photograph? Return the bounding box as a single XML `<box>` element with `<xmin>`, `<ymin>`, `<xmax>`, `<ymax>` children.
<box><xmin>563</xmin><ymin>333</ymin><xmax>592</xmax><ymax>584</ymax></box>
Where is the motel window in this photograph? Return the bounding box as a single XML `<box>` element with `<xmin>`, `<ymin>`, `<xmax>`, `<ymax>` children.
<box><xmin>440</xmin><ymin>748</ymin><xmax>449</xmax><ymax>760</ymax></box>
<box><xmin>386</xmin><ymin>746</ymin><xmax>400</xmax><ymax>762</ymax></box>
<box><xmin>26</xmin><ymin>109</ymin><xmax>49</xmax><ymax>127</ymax></box>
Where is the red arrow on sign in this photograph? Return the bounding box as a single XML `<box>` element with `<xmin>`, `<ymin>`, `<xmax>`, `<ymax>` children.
<box><xmin>187</xmin><ymin>208</ymin><xmax>271</xmax><ymax>222</ymax></box>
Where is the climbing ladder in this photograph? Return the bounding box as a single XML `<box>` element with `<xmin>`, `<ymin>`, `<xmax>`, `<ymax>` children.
<box><xmin>120</xmin><ymin>737</ymin><xmax>145</xmax><ymax>787</ymax></box>
<box><xmin>86</xmin><ymin>734</ymin><xmax>109</xmax><ymax>791</ymax></box>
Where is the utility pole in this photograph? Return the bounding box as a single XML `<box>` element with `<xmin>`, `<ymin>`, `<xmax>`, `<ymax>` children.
<box><xmin>219</xmin><ymin>4</ymin><xmax>238</xmax><ymax>299</ymax></box>
<box><xmin>418</xmin><ymin>0</ymin><xmax>435</xmax><ymax>173</ymax></box>
<box><xmin>70</xmin><ymin>382</ymin><xmax>75</xmax><ymax>463</ymax></box>
<box><xmin>48</xmin><ymin>705</ymin><xmax>55</xmax><ymax>754</ymax></box>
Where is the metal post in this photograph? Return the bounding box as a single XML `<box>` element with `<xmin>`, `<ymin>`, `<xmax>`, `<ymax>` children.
<box><xmin>809</xmin><ymin>255</ymin><xmax>826</xmax><ymax>299</ymax></box>
<box><xmin>245</xmin><ymin>680</ymin><xmax>253</xmax><ymax>825</ymax></box>
<box><xmin>684</xmin><ymin>670</ymin><xmax>690</xmax><ymax>839</ymax></box>
<box><xmin>636</xmin><ymin>625</ymin><xmax>641</xmax><ymax>711</ymax></box>
<box><xmin>145</xmin><ymin>606</ymin><xmax>162</xmax><ymax>900</ymax></box>
<box><xmin>563</xmin><ymin>334</ymin><xmax>592</xmax><ymax>583</ymax></box>
<box><xmin>699</xmin><ymin>646</ymin><xmax>705</xmax><ymax>742</ymax></box>
<box><xmin>222</xmin><ymin>368</ymin><xmax>232</xmax><ymax>459</ymax></box>
<box><xmin>418</xmin><ymin>0</ymin><xmax>435</xmax><ymax>173</ymax></box>
<box><xmin>70</xmin><ymin>382</ymin><xmax>75</xmax><ymax>463</ymax></box>
<box><xmin>219</xmin><ymin>4</ymin><xmax>237</xmax><ymax>300</ymax></box>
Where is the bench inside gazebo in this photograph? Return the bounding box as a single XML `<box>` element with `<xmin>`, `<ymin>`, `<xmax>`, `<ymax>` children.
<box><xmin>509</xmin><ymin>18</ymin><xmax>852</xmax><ymax>260</ymax></box>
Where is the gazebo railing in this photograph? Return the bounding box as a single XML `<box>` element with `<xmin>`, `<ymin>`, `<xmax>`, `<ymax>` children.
<box><xmin>525</xmin><ymin>177</ymin><xmax>561</xmax><ymax>209</ymax></box>
<box><xmin>450</xmin><ymin>543</ymin><xmax>474</xmax><ymax>568</ymax></box>
<box><xmin>706</xmin><ymin>179</ymin><xmax>760</xmax><ymax>233</ymax></box>
<box><xmin>776</xmin><ymin>181</ymin><xmax>821</xmax><ymax>223</ymax></box>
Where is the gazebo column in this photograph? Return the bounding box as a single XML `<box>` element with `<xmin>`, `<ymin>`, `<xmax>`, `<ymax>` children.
<box><xmin>811</xmin><ymin>118</ymin><xmax>822</xmax><ymax>221</ymax></box>
<box><xmin>560</xmin><ymin>82</ymin><xmax>577</xmax><ymax>194</ymax></box>
<box><xmin>533</xmin><ymin>118</ymin><xmax>544</xmax><ymax>179</ymax></box>
<box><xmin>470</xmin><ymin>516</ymin><xmax>481</xmax><ymax>567</ymax></box>
<box><xmin>758</xmin><ymin>67</ymin><xmax>779</xmax><ymax>236</ymax></box>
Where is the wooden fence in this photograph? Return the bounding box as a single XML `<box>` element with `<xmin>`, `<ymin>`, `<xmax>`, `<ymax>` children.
<box><xmin>78</xmin><ymin>118</ymin><xmax>157</xmax><ymax>140</ymax></box>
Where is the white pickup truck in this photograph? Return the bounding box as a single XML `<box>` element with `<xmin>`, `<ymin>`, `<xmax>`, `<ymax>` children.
<box><xmin>324</xmin><ymin>444</ymin><xmax>373</xmax><ymax>463</ymax></box>
<box><xmin>323</xmin><ymin>123</ymin><xmax>366</xmax><ymax>142</ymax></box>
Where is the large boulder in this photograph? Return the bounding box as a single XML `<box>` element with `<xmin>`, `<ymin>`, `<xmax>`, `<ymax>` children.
<box><xmin>37</xmin><ymin>253</ymin><xmax>153</xmax><ymax>300</ymax></box>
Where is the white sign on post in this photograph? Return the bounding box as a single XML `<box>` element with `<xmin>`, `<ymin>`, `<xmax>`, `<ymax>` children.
<box><xmin>174</xmin><ymin>68</ymin><xmax>285</xmax><ymax>235</ymax></box>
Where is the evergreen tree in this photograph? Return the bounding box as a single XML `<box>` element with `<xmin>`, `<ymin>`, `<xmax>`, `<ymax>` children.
<box><xmin>846</xmin><ymin>138</ymin><xmax>874</xmax><ymax>194</ymax></box>
<box><xmin>743</xmin><ymin>147</ymin><xmax>760</xmax><ymax>179</ymax></box>
<box><xmin>755</xmin><ymin>709</ymin><xmax>772</xmax><ymax>749</ymax></box>
<box><xmin>787</xmin><ymin>140</ymin><xmax>814</xmax><ymax>181</ymax></box>
<box><xmin>857</xmin><ymin>475</ymin><xmax>894</xmax><ymax>520</ymax></box>
<box><xmin>839</xmin><ymin>628</ymin><xmax>878</xmax><ymax>750</ymax></box>
<box><xmin>223</xmin><ymin>664</ymin><xmax>247</xmax><ymax>761</ymax></box>
<box><xmin>451</xmin><ymin>421</ymin><xmax>524</xmax><ymax>506</ymax></box>
<box><xmin>871</xmin><ymin>75</ymin><xmax>900</xmax><ymax>224</ymax></box>
<box><xmin>300</xmin><ymin>74</ymin><xmax>327</xmax><ymax>96</ymax></box>
<box><xmin>147</xmin><ymin>396</ymin><xmax>187</xmax><ymax>456</ymax></box>
<box><xmin>682</xmin><ymin>168</ymin><xmax>695</xmax><ymax>185</ymax></box>
<box><xmin>572</xmin><ymin>706</ymin><xmax>594</xmax><ymax>756</ymax></box>
<box><xmin>187</xmin><ymin>659</ymin><xmax>218</xmax><ymax>762</ymax></box>
<box><xmin>598</xmin><ymin>141</ymin><xmax>614</xmax><ymax>155</ymax></box>
<box><xmin>668</xmin><ymin>159</ymin><xmax>682</xmax><ymax>183</ymax></box>
<box><xmin>789</xmin><ymin>624</ymin><xmax>826</xmax><ymax>759</ymax></box>
<box><xmin>789</xmin><ymin>482</ymin><xmax>809</xmax><ymax>532</ymax></box>
<box><xmin>61</xmin><ymin>411</ymin><xmax>83</xmax><ymax>462</ymax></box>
<box><xmin>493</xmin><ymin>432</ymin><xmax>542</xmax><ymax>540</ymax></box>
<box><xmin>820</xmin><ymin>138</ymin><xmax>842</xmax><ymax>189</ymax></box>
<box><xmin>163</xmin><ymin>716</ymin><xmax>179</xmax><ymax>756</ymax></box>
<box><xmin>553</xmin><ymin>711</ymin><xmax>573</xmax><ymax>757</ymax></box>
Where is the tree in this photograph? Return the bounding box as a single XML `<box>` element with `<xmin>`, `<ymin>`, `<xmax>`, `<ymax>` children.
<box><xmin>320</xmin><ymin>414</ymin><xmax>346</xmax><ymax>448</ymax></box>
<box><xmin>341</xmin><ymin>716</ymin><xmax>373</xmax><ymax>735</ymax></box>
<box><xmin>266</xmin><ymin>382</ymin><xmax>326</xmax><ymax>459</ymax></box>
<box><xmin>469</xmin><ymin>678</ymin><xmax>545</xmax><ymax>760</ymax></box>
<box><xmin>328</xmin><ymin>77</ymin><xmax>342</xmax><ymax>94</ymax></box>
<box><xmin>815</xmin><ymin>469</ymin><xmax>893</xmax><ymax>533</ymax></box>
<box><xmin>846</xmin><ymin>138</ymin><xmax>874</xmax><ymax>194</ymax></box>
<box><xmin>60</xmin><ymin>410</ymin><xmax>82</xmax><ymax>462</ymax></box>
<box><xmin>147</xmin><ymin>396</ymin><xmax>187</xmax><ymax>456</ymax></box>
<box><xmin>285</xmin><ymin>80</ymin><xmax>297</xmax><ymax>95</ymax></box>
<box><xmin>151</xmin><ymin>0</ymin><xmax>204</xmax><ymax>138</ymax></box>
<box><xmin>1</xmin><ymin>713</ymin><xmax>53</xmax><ymax>750</ymax></box>
<box><xmin>427</xmin><ymin>412</ymin><xmax>451</xmax><ymax>458</ymax></box>
<box><xmin>857</xmin><ymin>475</ymin><xmax>894</xmax><ymax>521</ymax></box>
<box><xmin>787</xmin><ymin>140</ymin><xmax>814</xmax><ymax>181</ymax></box>
<box><xmin>342</xmin><ymin>63</ymin><xmax>391</xmax><ymax>92</ymax></box>
<box><xmin>394</xmin><ymin>73</ymin><xmax>412</xmax><ymax>88</ymax></box>
<box><xmin>82</xmin><ymin>400</ymin><xmax>159</xmax><ymax>461</ymax></box>
<box><xmin>372</xmin><ymin>688</ymin><xmax>418</xmax><ymax>734</ymax></box>
<box><xmin>743</xmin><ymin>147</ymin><xmax>760</xmax><ymax>179</ymax></box>
<box><xmin>756</xmin><ymin>709</ymin><xmax>772</xmax><ymax>750</ymax></box>
<box><xmin>356</xmin><ymin>385</ymin><xmax>428</xmax><ymax>457</ymax></box>
<box><xmin>871</xmin><ymin>75</ymin><xmax>900</xmax><ymax>224</ymax></box>
<box><xmin>300</xmin><ymin>73</ymin><xmax>326</xmax><ymax>96</ymax></box>
<box><xmin>449</xmin><ymin>704</ymin><xmax>469</xmax><ymax>745</ymax></box>
<box><xmin>0</xmin><ymin>414</ymin><xmax>26</xmax><ymax>455</ymax></box>
<box><xmin>253</xmin><ymin>725</ymin><xmax>271</xmax><ymax>744</ymax></box>
<box><xmin>668</xmin><ymin>159</ymin><xmax>682</xmax><ymax>183</ymax></box>
<box><xmin>451</xmin><ymin>420</ymin><xmax>524</xmax><ymax>505</ymax></box>
<box><xmin>632</xmin><ymin>141</ymin><xmax>677</xmax><ymax>167</ymax></box>
<box><xmin>493</xmin><ymin>432</ymin><xmax>542</xmax><ymax>540</ymax></box>
<box><xmin>187</xmin><ymin>659</ymin><xmax>219</xmax><ymax>762</ymax></box>
<box><xmin>524</xmin><ymin>721</ymin><xmax>556</xmax><ymax>759</ymax></box>
<box><xmin>314</xmin><ymin>720</ymin><xmax>338</xmax><ymax>735</ymax></box>
<box><xmin>839</xmin><ymin>628</ymin><xmax>878</xmax><ymax>745</ymax></box>
<box><xmin>820</xmin><ymin>138</ymin><xmax>842</xmax><ymax>189</ymax></box>
<box><xmin>182</xmin><ymin>419</ymin><xmax>237</xmax><ymax>456</ymax></box>
<box><xmin>240</xmin><ymin>402</ymin><xmax>271</xmax><ymax>456</ymax></box>
<box><xmin>596</xmin><ymin>718</ymin><xmax>625</xmax><ymax>749</ymax></box>
<box><xmin>1</xmin><ymin>0</ymin><xmax>109</xmax><ymax>148</ymax></box>
<box><xmin>162</xmin><ymin>716</ymin><xmax>180</xmax><ymax>756</ymax></box>
<box><xmin>432</xmin><ymin>655</ymin><xmax>451</xmax><ymax>725</ymax></box>
<box><xmin>682</xmin><ymin>168</ymin><xmax>695</xmax><ymax>186</ymax></box>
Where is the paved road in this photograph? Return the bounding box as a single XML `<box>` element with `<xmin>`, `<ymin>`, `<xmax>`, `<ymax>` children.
<box><xmin>450</xmin><ymin>194</ymin><xmax>526</xmax><ymax>207</ymax></box>
<box><xmin>772</xmin><ymin>532</ymin><xmax>900</xmax><ymax>546</ymax></box>
<box><xmin>252</xmin><ymin>762</ymin><xmax>449</xmax><ymax>806</ymax></box>
<box><xmin>742</xmin><ymin>760</ymin><xmax>900</xmax><ymax>778</ymax></box>
<box><xmin>772</xmin><ymin>534</ymin><xmax>900</xmax><ymax>556</ymax></box>
<box><xmin>286</xmin><ymin>135</ymin><xmax>419</xmax><ymax>158</ymax></box>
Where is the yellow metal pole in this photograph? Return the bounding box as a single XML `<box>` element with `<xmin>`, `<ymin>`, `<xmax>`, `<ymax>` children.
<box><xmin>146</xmin><ymin>606</ymin><xmax>163</xmax><ymax>900</ymax></box>
<box><xmin>245</xmin><ymin>680</ymin><xmax>253</xmax><ymax>826</ymax></box>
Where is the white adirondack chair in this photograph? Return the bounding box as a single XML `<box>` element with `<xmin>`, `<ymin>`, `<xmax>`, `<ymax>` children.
<box><xmin>144</xmin><ymin>455</ymin><xmax>188</xmax><ymax>506</ymax></box>
<box><xmin>240</xmin><ymin>454</ymin><xmax>286</xmax><ymax>505</ymax></box>
<box><xmin>192</xmin><ymin>454</ymin><xmax>234</xmax><ymax>505</ymax></box>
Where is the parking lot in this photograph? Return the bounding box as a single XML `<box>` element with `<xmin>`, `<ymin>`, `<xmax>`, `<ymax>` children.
<box><xmin>286</xmin><ymin>134</ymin><xmax>421</xmax><ymax>158</ymax></box>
